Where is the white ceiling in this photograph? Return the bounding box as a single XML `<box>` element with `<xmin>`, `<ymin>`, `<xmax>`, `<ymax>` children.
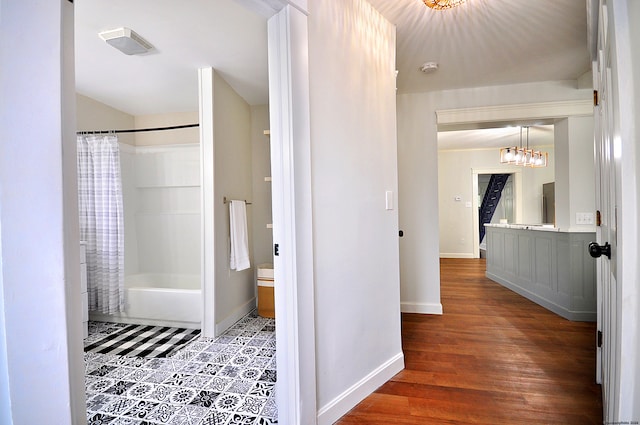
<box><xmin>74</xmin><ymin>0</ymin><xmax>268</xmax><ymax>116</ymax></box>
<box><xmin>75</xmin><ymin>0</ymin><xmax>590</xmax><ymax>137</ymax></box>
<box><xmin>368</xmin><ymin>0</ymin><xmax>590</xmax><ymax>95</ymax></box>
<box><xmin>437</xmin><ymin>125</ymin><xmax>554</xmax><ymax>151</ymax></box>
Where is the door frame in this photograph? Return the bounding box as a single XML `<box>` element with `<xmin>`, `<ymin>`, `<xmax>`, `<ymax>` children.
<box><xmin>590</xmin><ymin>0</ymin><xmax>640</xmax><ymax>419</ymax></box>
<box><xmin>471</xmin><ymin>168</ymin><xmax>523</xmax><ymax>258</ymax></box>
<box><xmin>193</xmin><ymin>1</ymin><xmax>317</xmax><ymax>423</ymax></box>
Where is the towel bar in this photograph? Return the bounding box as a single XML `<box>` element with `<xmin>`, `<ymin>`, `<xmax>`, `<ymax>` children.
<box><xmin>223</xmin><ymin>196</ymin><xmax>252</xmax><ymax>205</ymax></box>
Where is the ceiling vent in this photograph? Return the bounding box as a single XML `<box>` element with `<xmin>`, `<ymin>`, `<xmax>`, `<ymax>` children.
<box><xmin>98</xmin><ymin>27</ymin><xmax>153</xmax><ymax>55</ymax></box>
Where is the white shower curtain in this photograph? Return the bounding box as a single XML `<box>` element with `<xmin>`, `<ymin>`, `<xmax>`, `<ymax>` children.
<box><xmin>77</xmin><ymin>134</ymin><xmax>124</xmax><ymax>314</ymax></box>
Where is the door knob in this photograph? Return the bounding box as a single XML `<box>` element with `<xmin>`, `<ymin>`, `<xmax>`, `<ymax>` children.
<box><xmin>588</xmin><ymin>242</ymin><xmax>611</xmax><ymax>259</ymax></box>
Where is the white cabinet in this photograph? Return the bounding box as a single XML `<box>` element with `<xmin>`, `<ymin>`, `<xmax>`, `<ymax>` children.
<box><xmin>80</xmin><ymin>242</ymin><xmax>88</xmax><ymax>338</ymax></box>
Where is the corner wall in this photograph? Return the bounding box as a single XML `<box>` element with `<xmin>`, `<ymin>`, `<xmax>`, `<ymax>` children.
<box><xmin>212</xmin><ymin>71</ymin><xmax>255</xmax><ymax>331</ymax></box>
<box><xmin>554</xmin><ymin>116</ymin><xmax>596</xmax><ymax>231</ymax></box>
<box><xmin>250</xmin><ymin>105</ymin><xmax>273</xmax><ymax>267</ymax></box>
<box><xmin>308</xmin><ymin>0</ymin><xmax>404</xmax><ymax>422</ymax></box>
<box><xmin>0</xmin><ymin>0</ymin><xmax>83</xmax><ymax>422</ymax></box>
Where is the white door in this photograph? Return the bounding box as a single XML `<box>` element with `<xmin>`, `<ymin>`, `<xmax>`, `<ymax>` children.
<box><xmin>593</xmin><ymin>54</ymin><xmax>619</xmax><ymax>421</ymax></box>
<box><xmin>592</xmin><ymin>1</ymin><xmax>640</xmax><ymax>419</ymax></box>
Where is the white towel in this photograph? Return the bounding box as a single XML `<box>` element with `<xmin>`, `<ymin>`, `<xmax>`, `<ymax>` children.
<box><xmin>229</xmin><ymin>200</ymin><xmax>250</xmax><ymax>271</ymax></box>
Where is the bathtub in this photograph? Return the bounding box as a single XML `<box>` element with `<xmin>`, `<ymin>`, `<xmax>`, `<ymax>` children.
<box><xmin>88</xmin><ymin>273</ymin><xmax>202</xmax><ymax>329</ymax></box>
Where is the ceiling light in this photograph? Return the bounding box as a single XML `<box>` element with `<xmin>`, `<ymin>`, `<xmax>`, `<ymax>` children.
<box><xmin>423</xmin><ymin>0</ymin><xmax>467</xmax><ymax>10</ymax></box>
<box><xmin>419</xmin><ymin>62</ymin><xmax>439</xmax><ymax>73</ymax></box>
<box><xmin>499</xmin><ymin>127</ymin><xmax>548</xmax><ymax>168</ymax></box>
<box><xmin>98</xmin><ymin>27</ymin><xmax>153</xmax><ymax>55</ymax></box>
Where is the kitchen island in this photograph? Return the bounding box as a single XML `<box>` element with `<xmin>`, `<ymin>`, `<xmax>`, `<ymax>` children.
<box><xmin>484</xmin><ymin>224</ymin><xmax>597</xmax><ymax>321</ymax></box>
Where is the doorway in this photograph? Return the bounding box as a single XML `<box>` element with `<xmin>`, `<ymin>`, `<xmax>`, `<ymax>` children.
<box><xmin>471</xmin><ymin>168</ymin><xmax>523</xmax><ymax>259</ymax></box>
<box><xmin>477</xmin><ymin>173</ymin><xmax>514</xmax><ymax>257</ymax></box>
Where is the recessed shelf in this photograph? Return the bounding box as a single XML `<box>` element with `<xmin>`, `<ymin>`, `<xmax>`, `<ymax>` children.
<box><xmin>264</xmin><ymin>177</ymin><xmax>272</xmax><ymax>182</ymax></box>
<box><xmin>266</xmin><ymin>223</ymin><xmax>273</xmax><ymax>229</ymax></box>
<box><xmin>263</xmin><ymin>130</ymin><xmax>270</xmax><ymax>136</ymax></box>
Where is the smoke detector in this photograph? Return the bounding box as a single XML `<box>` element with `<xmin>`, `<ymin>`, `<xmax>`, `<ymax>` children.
<box><xmin>98</xmin><ymin>27</ymin><xmax>153</xmax><ymax>55</ymax></box>
<box><xmin>419</xmin><ymin>61</ymin><xmax>439</xmax><ymax>73</ymax></box>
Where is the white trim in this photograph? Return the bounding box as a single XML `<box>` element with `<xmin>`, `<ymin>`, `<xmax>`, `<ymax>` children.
<box><xmin>316</xmin><ymin>353</ymin><xmax>405</xmax><ymax>425</ymax></box>
<box><xmin>198</xmin><ymin>68</ymin><xmax>216</xmax><ymax>338</ymax></box>
<box><xmin>436</xmin><ymin>100</ymin><xmax>593</xmax><ymax>126</ymax></box>
<box><xmin>268</xmin><ymin>6</ymin><xmax>317</xmax><ymax>425</ymax></box>
<box><xmin>439</xmin><ymin>253</ymin><xmax>474</xmax><ymax>259</ymax></box>
<box><xmin>214</xmin><ymin>297</ymin><xmax>257</xmax><ymax>335</ymax></box>
<box><xmin>401</xmin><ymin>302</ymin><xmax>444</xmax><ymax>315</ymax></box>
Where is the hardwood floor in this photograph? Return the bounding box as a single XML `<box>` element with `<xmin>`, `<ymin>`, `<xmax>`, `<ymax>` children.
<box><xmin>336</xmin><ymin>258</ymin><xmax>603</xmax><ymax>424</ymax></box>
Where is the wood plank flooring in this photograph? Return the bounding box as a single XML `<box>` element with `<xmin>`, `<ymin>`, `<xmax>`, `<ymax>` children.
<box><xmin>336</xmin><ymin>258</ymin><xmax>603</xmax><ymax>424</ymax></box>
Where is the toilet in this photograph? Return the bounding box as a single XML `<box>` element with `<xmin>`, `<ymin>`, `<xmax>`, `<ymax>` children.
<box><xmin>257</xmin><ymin>263</ymin><xmax>275</xmax><ymax>318</ymax></box>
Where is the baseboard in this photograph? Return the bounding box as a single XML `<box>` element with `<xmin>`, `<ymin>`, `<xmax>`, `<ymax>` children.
<box><xmin>486</xmin><ymin>272</ymin><xmax>596</xmax><ymax>322</ymax></box>
<box><xmin>440</xmin><ymin>253</ymin><xmax>475</xmax><ymax>259</ymax></box>
<box><xmin>215</xmin><ymin>297</ymin><xmax>256</xmax><ymax>336</ymax></box>
<box><xmin>316</xmin><ymin>352</ymin><xmax>405</xmax><ymax>425</ymax></box>
<box><xmin>401</xmin><ymin>302</ymin><xmax>443</xmax><ymax>315</ymax></box>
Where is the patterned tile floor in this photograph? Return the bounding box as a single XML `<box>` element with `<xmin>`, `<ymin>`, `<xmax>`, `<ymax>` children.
<box><xmin>85</xmin><ymin>311</ymin><xmax>277</xmax><ymax>425</ymax></box>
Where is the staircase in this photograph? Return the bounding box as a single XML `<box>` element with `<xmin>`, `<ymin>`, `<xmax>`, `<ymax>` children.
<box><xmin>479</xmin><ymin>174</ymin><xmax>510</xmax><ymax>243</ymax></box>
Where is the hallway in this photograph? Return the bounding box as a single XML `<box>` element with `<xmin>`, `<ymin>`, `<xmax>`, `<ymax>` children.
<box><xmin>337</xmin><ymin>258</ymin><xmax>602</xmax><ymax>424</ymax></box>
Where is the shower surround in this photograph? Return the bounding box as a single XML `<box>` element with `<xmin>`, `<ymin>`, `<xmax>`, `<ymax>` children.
<box><xmin>90</xmin><ymin>142</ymin><xmax>202</xmax><ymax>328</ymax></box>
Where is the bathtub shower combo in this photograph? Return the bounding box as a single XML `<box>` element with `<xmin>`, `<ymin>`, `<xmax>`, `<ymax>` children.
<box><xmin>90</xmin><ymin>273</ymin><xmax>202</xmax><ymax>329</ymax></box>
<box><xmin>89</xmin><ymin>142</ymin><xmax>203</xmax><ymax>329</ymax></box>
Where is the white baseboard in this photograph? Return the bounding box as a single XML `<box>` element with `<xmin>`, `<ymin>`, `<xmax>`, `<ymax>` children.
<box><xmin>215</xmin><ymin>297</ymin><xmax>256</xmax><ymax>336</ymax></box>
<box><xmin>316</xmin><ymin>352</ymin><xmax>404</xmax><ymax>425</ymax></box>
<box><xmin>401</xmin><ymin>302</ymin><xmax>443</xmax><ymax>315</ymax></box>
<box><xmin>440</xmin><ymin>253</ymin><xmax>475</xmax><ymax>259</ymax></box>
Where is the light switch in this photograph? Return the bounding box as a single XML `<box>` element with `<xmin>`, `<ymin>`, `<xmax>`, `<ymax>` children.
<box><xmin>465</xmin><ymin>201</ymin><xmax>472</xmax><ymax>208</ymax></box>
<box><xmin>385</xmin><ymin>191</ymin><xmax>393</xmax><ymax>210</ymax></box>
<box><xmin>576</xmin><ymin>212</ymin><xmax>595</xmax><ymax>225</ymax></box>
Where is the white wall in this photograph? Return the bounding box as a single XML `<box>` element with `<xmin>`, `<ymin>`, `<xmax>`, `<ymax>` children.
<box><xmin>135</xmin><ymin>112</ymin><xmax>199</xmax><ymax>146</ymax></box>
<box><xmin>212</xmin><ymin>71</ymin><xmax>256</xmax><ymax>328</ymax></box>
<box><xmin>553</xmin><ymin>116</ymin><xmax>596</xmax><ymax>231</ymax></box>
<box><xmin>627</xmin><ymin>1</ymin><xmax>640</xmax><ymax>416</ymax></box>
<box><xmin>76</xmin><ymin>94</ymin><xmax>135</xmax><ymax>145</ymax></box>
<box><xmin>308</xmin><ymin>0</ymin><xmax>404</xmax><ymax>421</ymax></box>
<box><xmin>250</xmin><ymin>105</ymin><xmax>273</xmax><ymax>267</ymax></box>
<box><xmin>438</xmin><ymin>147</ymin><xmax>555</xmax><ymax>257</ymax></box>
<box><xmin>398</xmin><ymin>81</ymin><xmax>593</xmax><ymax>315</ymax></box>
<box><xmin>0</xmin><ymin>0</ymin><xmax>84</xmax><ymax>422</ymax></box>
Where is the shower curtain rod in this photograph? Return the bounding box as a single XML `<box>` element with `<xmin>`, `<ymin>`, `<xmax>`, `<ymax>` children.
<box><xmin>76</xmin><ymin>123</ymin><xmax>199</xmax><ymax>135</ymax></box>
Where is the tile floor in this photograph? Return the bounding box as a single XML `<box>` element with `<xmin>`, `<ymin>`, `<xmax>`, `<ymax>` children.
<box><xmin>85</xmin><ymin>311</ymin><xmax>277</xmax><ymax>425</ymax></box>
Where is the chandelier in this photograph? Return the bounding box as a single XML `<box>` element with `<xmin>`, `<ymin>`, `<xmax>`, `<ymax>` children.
<box><xmin>499</xmin><ymin>126</ymin><xmax>548</xmax><ymax>168</ymax></box>
<box><xmin>423</xmin><ymin>0</ymin><xmax>467</xmax><ymax>10</ymax></box>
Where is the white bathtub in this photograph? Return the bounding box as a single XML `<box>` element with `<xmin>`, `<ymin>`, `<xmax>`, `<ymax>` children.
<box><xmin>89</xmin><ymin>273</ymin><xmax>202</xmax><ymax>329</ymax></box>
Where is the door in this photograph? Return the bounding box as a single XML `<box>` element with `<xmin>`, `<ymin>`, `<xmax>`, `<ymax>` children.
<box><xmin>593</xmin><ymin>61</ymin><xmax>618</xmax><ymax>421</ymax></box>
<box><xmin>592</xmin><ymin>2</ymin><xmax>619</xmax><ymax>420</ymax></box>
<box><xmin>592</xmin><ymin>1</ymin><xmax>640</xmax><ymax>419</ymax></box>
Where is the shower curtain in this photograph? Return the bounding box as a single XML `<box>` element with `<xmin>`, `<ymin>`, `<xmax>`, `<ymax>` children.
<box><xmin>77</xmin><ymin>134</ymin><xmax>124</xmax><ymax>314</ymax></box>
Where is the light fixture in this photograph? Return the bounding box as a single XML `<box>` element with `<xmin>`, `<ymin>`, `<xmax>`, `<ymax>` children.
<box><xmin>499</xmin><ymin>127</ymin><xmax>548</xmax><ymax>168</ymax></box>
<box><xmin>419</xmin><ymin>61</ymin><xmax>439</xmax><ymax>73</ymax></box>
<box><xmin>423</xmin><ymin>0</ymin><xmax>467</xmax><ymax>10</ymax></box>
<box><xmin>98</xmin><ymin>27</ymin><xmax>153</xmax><ymax>55</ymax></box>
